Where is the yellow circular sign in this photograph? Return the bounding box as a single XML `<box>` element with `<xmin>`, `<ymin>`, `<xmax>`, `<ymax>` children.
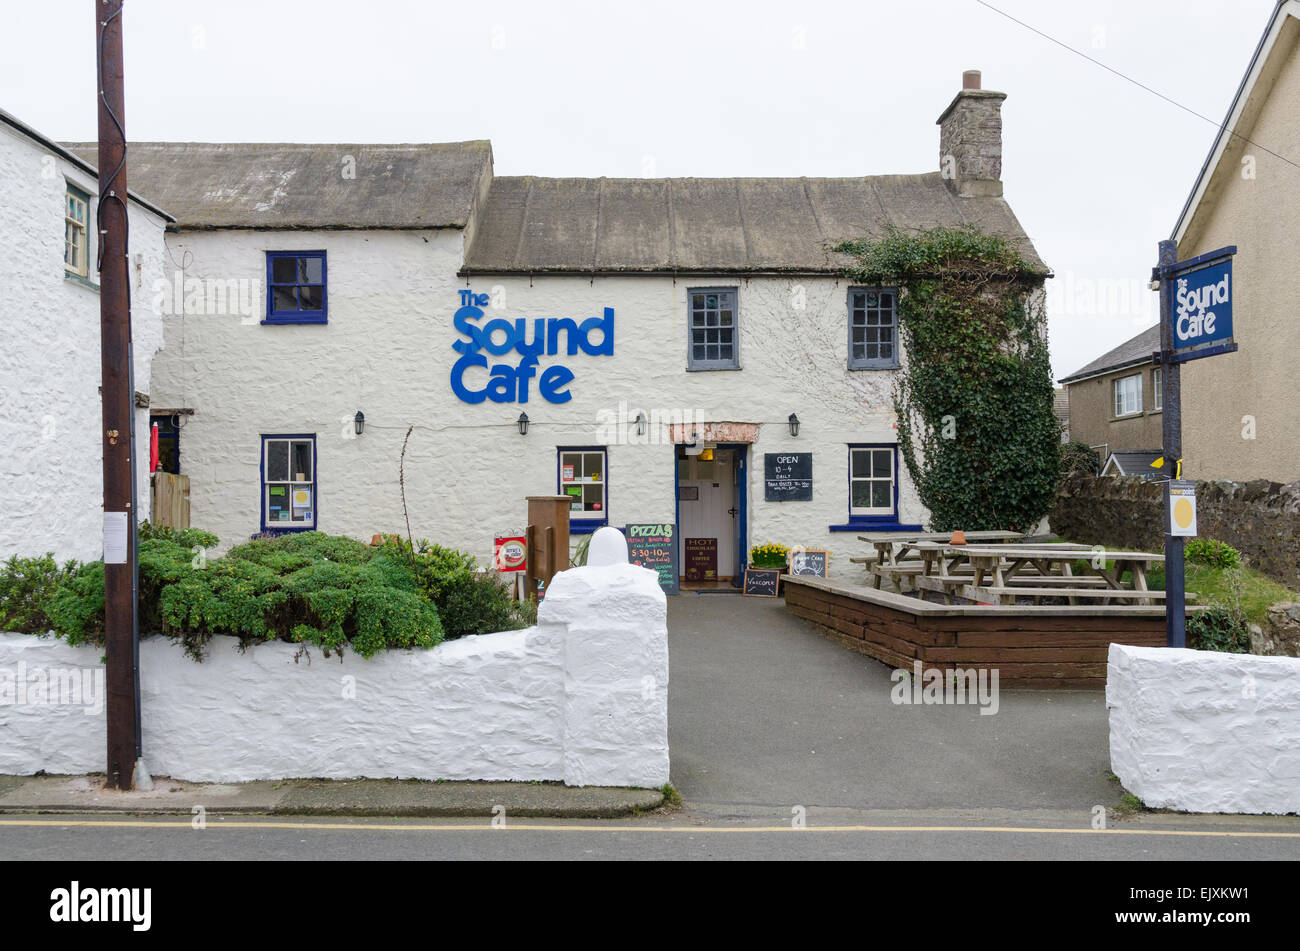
<box><xmin>1174</xmin><ymin>497</ymin><xmax>1195</xmax><ymax>528</ymax></box>
<box><xmin>294</xmin><ymin>490</ymin><xmax>309</xmax><ymax>504</ymax></box>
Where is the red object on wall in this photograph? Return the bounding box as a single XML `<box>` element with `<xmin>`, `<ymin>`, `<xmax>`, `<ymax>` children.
<box><xmin>150</xmin><ymin>423</ymin><xmax>159</xmax><ymax>474</ymax></box>
<box><xmin>494</xmin><ymin>535</ymin><xmax>527</xmax><ymax>572</ymax></box>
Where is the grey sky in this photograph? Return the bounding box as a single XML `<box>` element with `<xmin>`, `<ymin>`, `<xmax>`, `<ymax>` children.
<box><xmin>1</xmin><ymin>0</ymin><xmax>1278</xmax><ymax>379</ymax></box>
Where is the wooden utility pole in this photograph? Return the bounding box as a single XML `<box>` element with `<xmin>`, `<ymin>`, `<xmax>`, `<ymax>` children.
<box><xmin>1156</xmin><ymin>238</ymin><xmax>1186</xmax><ymax>649</ymax></box>
<box><xmin>96</xmin><ymin>0</ymin><xmax>142</xmax><ymax>789</ymax></box>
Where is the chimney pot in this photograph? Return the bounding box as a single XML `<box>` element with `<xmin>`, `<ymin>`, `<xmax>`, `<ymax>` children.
<box><xmin>937</xmin><ymin>71</ymin><xmax>1006</xmax><ymax>197</ymax></box>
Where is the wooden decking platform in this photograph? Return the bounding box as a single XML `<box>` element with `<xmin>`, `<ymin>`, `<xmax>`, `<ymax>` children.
<box><xmin>782</xmin><ymin>575</ymin><xmax>1171</xmax><ymax>688</ymax></box>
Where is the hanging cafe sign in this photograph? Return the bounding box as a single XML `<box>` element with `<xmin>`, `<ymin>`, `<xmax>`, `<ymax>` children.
<box><xmin>1150</xmin><ymin>241</ymin><xmax>1237</xmax><ymax>650</ymax></box>
<box><xmin>450</xmin><ymin>290</ymin><xmax>615</xmax><ymax>404</ymax></box>
<box><xmin>1164</xmin><ymin>246</ymin><xmax>1237</xmax><ymax>363</ymax></box>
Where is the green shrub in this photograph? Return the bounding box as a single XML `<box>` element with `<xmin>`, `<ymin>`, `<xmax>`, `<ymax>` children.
<box><xmin>137</xmin><ymin>521</ymin><xmax>219</xmax><ymax>550</ymax></box>
<box><xmin>437</xmin><ymin>571</ymin><xmax>531</xmax><ymax>640</ymax></box>
<box><xmin>1059</xmin><ymin>440</ymin><xmax>1098</xmax><ymax>478</ymax></box>
<box><xmin>1186</xmin><ymin>566</ymin><xmax>1251</xmax><ymax>653</ymax></box>
<box><xmin>1187</xmin><ymin>605</ymin><xmax>1251</xmax><ymax>653</ymax></box>
<box><xmin>0</xmin><ymin>553</ymin><xmax>76</xmax><ymax>634</ymax></box>
<box><xmin>381</xmin><ymin>537</ymin><xmax>476</xmax><ymax>602</ymax></box>
<box><xmin>161</xmin><ymin>538</ymin><xmax>440</xmax><ymax>659</ymax></box>
<box><xmin>46</xmin><ymin>560</ymin><xmax>106</xmax><ymax>647</ymax></box>
<box><xmin>382</xmin><ymin>536</ymin><xmax>530</xmax><ymax>640</ymax></box>
<box><xmin>3</xmin><ymin>528</ymin><xmax>448</xmax><ymax>660</ymax></box>
<box><xmin>1185</xmin><ymin>538</ymin><xmax>1242</xmax><ymax>570</ymax></box>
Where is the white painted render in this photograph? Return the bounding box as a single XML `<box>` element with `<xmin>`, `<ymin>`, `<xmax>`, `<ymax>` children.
<box><xmin>1107</xmin><ymin>643</ymin><xmax>1300</xmax><ymax>814</ymax></box>
<box><xmin>152</xmin><ymin>227</ymin><xmax>920</xmax><ymax>579</ymax></box>
<box><xmin>0</xmin><ymin>558</ymin><xmax>669</xmax><ymax>787</ymax></box>
<box><xmin>0</xmin><ymin>122</ymin><xmax>168</xmax><ymax>562</ymax></box>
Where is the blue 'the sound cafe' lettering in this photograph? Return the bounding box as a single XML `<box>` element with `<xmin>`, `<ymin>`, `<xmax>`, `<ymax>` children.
<box><xmin>450</xmin><ymin>290</ymin><xmax>614</xmax><ymax>404</ymax></box>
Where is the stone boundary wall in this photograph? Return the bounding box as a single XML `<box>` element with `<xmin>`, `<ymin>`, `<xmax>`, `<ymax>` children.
<box><xmin>0</xmin><ymin>561</ymin><xmax>669</xmax><ymax>789</ymax></box>
<box><xmin>1108</xmin><ymin>644</ymin><xmax>1300</xmax><ymax>814</ymax></box>
<box><xmin>1050</xmin><ymin>472</ymin><xmax>1300</xmax><ymax>588</ymax></box>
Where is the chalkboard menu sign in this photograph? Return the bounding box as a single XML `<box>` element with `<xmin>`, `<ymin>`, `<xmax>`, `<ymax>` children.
<box><xmin>788</xmin><ymin>549</ymin><xmax>830</xmax><ymax>578</ymax></box>
<box><xmin>764</xmin><ymin>453</ymin><xmax>813</xmax><ymax>501</ymax></box>
<box><xmin>625</xmin><ymin>523</ymin><xmax>679</xmax><ymax>595</ymax></box>
<box><xmin>743</xmin><ymin>567</ymin><xmax>781</xmax><ymax>597</ymax></box>
<box><xmin>684</xmin><ymin>537</ymin><xmax>718</xmax><ymax>581</ymax></box>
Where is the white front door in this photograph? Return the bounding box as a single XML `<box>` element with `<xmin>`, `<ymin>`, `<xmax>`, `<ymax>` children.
<box><xmin>678</xmin><ymin>449</ymin><xmax>736</xmax><ymax>579</ymax></box>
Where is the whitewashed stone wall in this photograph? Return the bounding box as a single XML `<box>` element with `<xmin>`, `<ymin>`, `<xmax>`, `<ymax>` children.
<box><xmin>0</xmin><ymin>559</ymin><xmax>669</xmax><ymax>788</ymax></box>
<box><xmin>151</xmin><ymin>227</ymin><xmax>920</xmax><ymax>579</ymax></box>
<box><xmin>1108</xmin><ymin>644</ymin><xmax>1300</xmax><ymax>814</ymax></box>
<box><xmin>0</xmin><ymin>123</ymin><xmax>169</xmax><ymax>562</ymax></box>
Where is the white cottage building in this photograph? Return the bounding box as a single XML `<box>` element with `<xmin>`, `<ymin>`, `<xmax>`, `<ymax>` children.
<box><xmin>0</xmin><ymin>109</ymin><xmax>171</xmax><ymax>562</ymax></box>
<box><xmin>47</xmin><ymin>72</ymin><xmax>1044</xmax><ymax>584</ymax></box>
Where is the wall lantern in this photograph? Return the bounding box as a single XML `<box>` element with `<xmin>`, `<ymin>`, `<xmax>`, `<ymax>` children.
<box><xmin>354</xmin><ymin>411</ymin><xmax>365</xmax><ymax>436</ymax></box>
<box><xmin>517</xmin><ymin>412</ymin><xmax>530</xmax><ymax>436</ymax></box>
<box><xmin>788</xmin><ymin>413</ymin><xmax>800</xmax><ymax>438</ymax></box>
<box><xmin>635</xmin><ymin>411</ymin><xmax>647</xmax><ymax>437</ymax></box>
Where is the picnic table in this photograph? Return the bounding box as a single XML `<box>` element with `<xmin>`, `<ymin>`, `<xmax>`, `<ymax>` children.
<box><xmin>869</xmin><ymin>541</ymin><xmax>1173</xmax><ymax>606</ymax></box>
<box><xmin>854</xmin><ymin>531</ymin><xmax>1026</xmax><ymax>590</ymax></box>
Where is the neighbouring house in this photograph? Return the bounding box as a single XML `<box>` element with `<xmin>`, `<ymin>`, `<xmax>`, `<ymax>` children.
<box><xmin>0</xmin><ymin>108</ymin><xmax>172</xmax><ymax>562</ymax></box>
<box><xmin>1052</xmin><ymin>387</ymin><xmax>1070</xmax><ymax>443</ymax></box>
<box><xmin>1058</xmin><ymin>324</ymin><xmax>1164</xmax><ymax>475</ymax></box>
<box><xmin>1169</xmin><ymin>0</ymin><xmax>1300</xmax><ymax>482</ymax></box>
<box><xmin>37</xmin><ymin>70</ymin><xmax>1046</xmax><ymax>585</ymax></box>
<box><xmin>1099</xmin><ymin>451</ymin><xmax>1163</xmax><ymax>479</ymax></box>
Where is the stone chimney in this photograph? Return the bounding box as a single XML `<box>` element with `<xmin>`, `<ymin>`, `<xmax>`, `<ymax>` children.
<box><xmin>936</xmin><ymin>70</ymin><xmax>1006</xmax><ymax>197</ymax></box>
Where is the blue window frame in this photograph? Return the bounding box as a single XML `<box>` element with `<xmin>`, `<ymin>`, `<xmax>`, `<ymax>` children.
<box><xmin>827</xmin><ymin>443</ymin><xmax>920</xmax><ymax>532</ymax></box>
<box><xmin>848</xmin><ymin>287</ymin><xmax>898</xmax><ymax>369</ymax></box>
<box><xmin>558</xmin><ymin>447</ymin><xmax>608</xmax><ymax>533</ymax></box>
<box><xmin>264</xmin><ymin>251</ymin><xmax>327</xmax><ymax>324</ymax></box>
<box><xmin>260</xmin><ymin>435</ymin><xmax>317</xmax><ymax>532</ymax></box>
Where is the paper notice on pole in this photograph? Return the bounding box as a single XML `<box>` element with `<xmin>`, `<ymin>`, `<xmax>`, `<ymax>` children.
<box><xmin>1169</xmin><ymin>481</ymin><xmax>1198</xmax><ymax>537</ymax></box>
<box><xmin>104</xmin><ymin>511</ymin><xmax>129</xmax><ymax>564</ymax></box>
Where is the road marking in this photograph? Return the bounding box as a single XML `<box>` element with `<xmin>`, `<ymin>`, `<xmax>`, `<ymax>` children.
<box><xmin>1</xmin><ymin>818</ymin><xmax>1299</xmax><ymax>838</ymax></box>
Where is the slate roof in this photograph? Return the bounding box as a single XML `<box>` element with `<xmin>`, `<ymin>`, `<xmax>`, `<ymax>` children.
<box><xmin>459</xmin><ymin>173</ymin><xmax>1048</xmax><ymax>276</ymax></box>
<box><xmin>1101</xmin><ymin>451</ymin><xmax>1164</xmax><ymax>478</ymax></box>
<box><xmin>0</xmin><ymin>108</ymin><xmax>172</xmax><ymax>220</ymax></box>
<box><xmin>1058</xmin><ymin>324</ymin><xmax>1161</xmax><ymax>384</ymax></box>
<box><xmin>61</xmin><ymin>141</ymin><xmax>493</xmax><ymax>230</ymax></box>
<box><xmin>53</xmin><ymin>141</ymin><xmax>1047</xmax><ymax>276</ymax></box>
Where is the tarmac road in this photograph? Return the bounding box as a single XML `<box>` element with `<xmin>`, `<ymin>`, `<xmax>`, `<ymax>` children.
<box><xmin>3</xmin><ymin>811</ymin><xmax>1300</xmax><ymax>860</ymax></box>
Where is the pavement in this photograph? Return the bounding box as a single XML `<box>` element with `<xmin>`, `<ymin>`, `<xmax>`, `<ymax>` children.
<box><xmin>666</xmin><ymin>592</ymin><xmax>1125</xmax><ymax>817</ymax></box>
<box><xmin>0</xmin><ymin>773</ymin><xmax>664</xmax><ymax>818</ymax></box>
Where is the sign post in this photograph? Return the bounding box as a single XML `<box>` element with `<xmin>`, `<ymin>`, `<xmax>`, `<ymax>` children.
<box><xmin>1152</xmin><ymin>239</ymin><xmax>1237</xmax><ymax>648</ymax></box>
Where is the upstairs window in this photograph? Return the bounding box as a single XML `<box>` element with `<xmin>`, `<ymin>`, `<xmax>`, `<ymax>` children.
<box><xmin>848</xmin><ymin>288</ymin><xmax>897</xmax><ymax>369</ymax></box>
<box><xmin>1152</xmin><ymin>367</ymin><xmax>1163</xmax><ymax>411</ymax></box>
<box><xmin>64</xmin><ymin>185</ymin><xmax>89</xmax><ymax>277</ymax></box>
<box><xmin>262</xmin><ymin>435</ymin><xmax>316</xmax><ymax>531</ymax></box>
<box><xmin>1114</xmin><ymin>374</ymin><xmax>1142</xmax><ymax>417</ymax></box>
<box><xmin>265</xmin><ymin>251</ymin><xmax>327</xmax><ymax>324</ymax></box>
<box><xmin>687</xmin><ymin>288</ymin><xmax>738</xmax><ymax>370</ymax></box>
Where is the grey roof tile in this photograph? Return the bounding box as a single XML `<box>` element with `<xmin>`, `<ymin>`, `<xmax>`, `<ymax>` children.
<box><xmin>462</xmin><ymin>172</ymin><xmax>1047</xmax><ymax>275</ymax></box>
<box><xmin>60</xmin><ymin>140</ymin><xmax>493</xmax><ymax>230</ymax></box>
<box><xmin>1059</xmin><ymin>324</ymin><xmax>1161</xmax><ymax>384</ymax></box>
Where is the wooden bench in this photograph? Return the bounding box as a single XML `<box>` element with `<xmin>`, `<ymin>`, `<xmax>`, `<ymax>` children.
<box><xmin>974</xmin><ymin>587</ymin><xmax>1196</xmax><ymax>607</ymax></box>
